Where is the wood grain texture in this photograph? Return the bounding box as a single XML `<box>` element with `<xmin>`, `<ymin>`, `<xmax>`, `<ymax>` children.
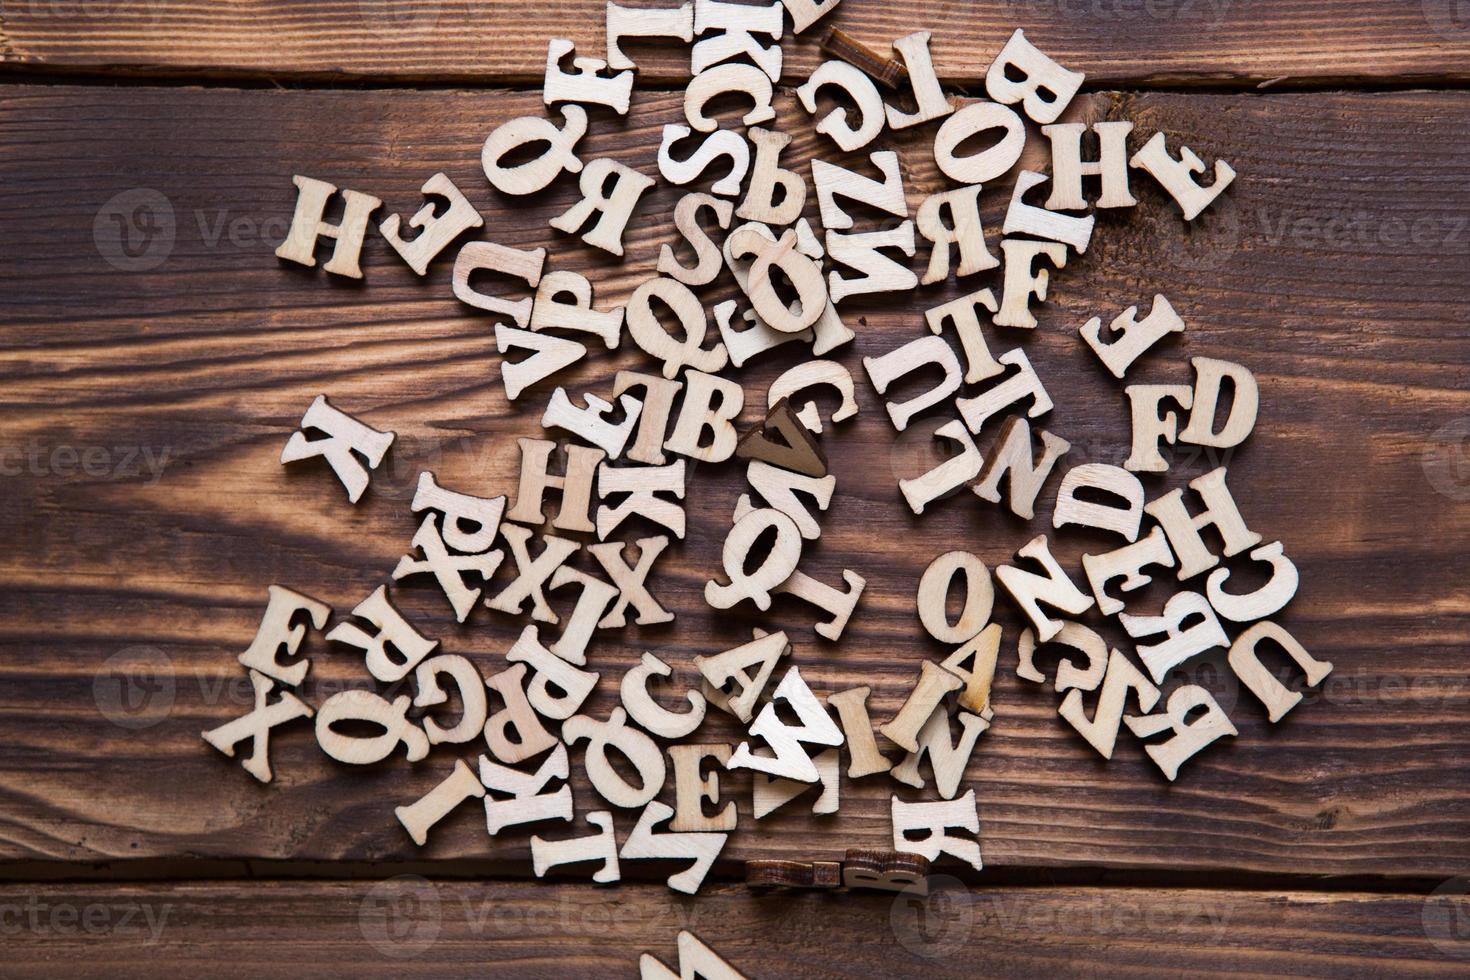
<box><xmin>2</xmin><ymin>880</ymin><xmax>1468</xmax><ymax>978</ymax></box>
<box><xmin>0</xmin><ymin>83</ymin><xmax>1468</xmax><ymax>882</ymax></box>
<box><xmin>2</xmin><ymin>0</ymin><xmax>1469</xmax><ymax>87</ymax></box>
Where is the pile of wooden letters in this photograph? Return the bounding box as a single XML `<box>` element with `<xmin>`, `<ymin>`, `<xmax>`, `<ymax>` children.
<box><xmin>201</xmin><ymin>2</ymin><xmax>1332</xmax><ymax>928</ymax></box>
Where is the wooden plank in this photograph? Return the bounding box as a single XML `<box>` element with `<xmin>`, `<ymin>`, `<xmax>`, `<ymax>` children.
<box><xmin>0</xmin><ymin>83</ymin><xmax>1467</xmax><ymax>880</ymax></box>
<box><xmin>2</xmin><ymin>879</ymin><xmax>1466</xmax><ymax>977</ymax></box>
<box><xmin>2</xmin><ymin>0</ymin><xmax>1469</xmax><ymax>88</ymax></box>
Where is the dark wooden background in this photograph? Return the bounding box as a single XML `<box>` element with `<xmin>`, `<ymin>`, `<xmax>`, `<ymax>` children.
<box><xmin>2</xmin><ymin>1</ymin><xmax>1469</xmax><ymax>976</ymax></box>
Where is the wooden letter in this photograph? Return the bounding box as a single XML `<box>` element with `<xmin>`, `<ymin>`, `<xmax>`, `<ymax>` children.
<box><xmin>496</xmin><ymin>326</ymin><xmax>586</xmax><ymax>402</ymax></box>
<box><xmin>880</xmin><ymin>661</ymin><xmax>962</xmax><ymax>753</ymax></box>
<box><xmin>826</xmin><ymin>686</ymin><xmax>892</xmax><ymax>778</ymax></box>
<box><xmin>1042</xmin><ymin>120</ymin><xmax>1136</xmax><ymax>209</ymax></box>
<box><xmin>1144</xmin><ymin>467</ymin><xmax>1262</xmax><ymax>579</ymax></box>
<box><xmin>412</xmin><ymin>472</ymin><xmax>505</xmax><ymax>553</ymax></box>
<box><xmin>885</xmin><ymin>31</ymin><xmax>952</xmax><ymax>129</ymax></box>
<box><xmin>1124</xmin><ymin>383</ymin><xmax>1193</xmax><ymax>473</ymax></box>
<box><xmin>658</xmin><ymin>193</ymin><xmax>734</xmax><ymax>286</ymax></box>
<box><xmin>275</xmin><ymin>175</ymin><xmax>380</xmax><ymax>278</ymax></box>
<box><xmin>481</xmin><ymin>744</ymin><xmax>573</xmax><ymax>834</ymax></box>
<box><xmin>564</xmin><ymin>707</ymin><xmax>667</xmax><ymax>809</ymax></box>
<box><xmin>917</xmin><ymin>551</ymin><xmax>993</xmax><ymax>645</ymax></box>
<box><xmin>621</xmin><ymin>800</ymin><xmax>728</xmax><ymax>895</ymax></box>
<box><xmin>544</xmin><ymin>38</ymin><xmax>633</xmax><ymax>114</ymax></box>
<box><xmin>395</xmin><ymin>760</ymin><xmax>485</xmax><ymax>846</ymax></box>
<box><xmin>985</xmin><ymin>28</ymin><xmax>1083</xmax><ymax>124</ymax></box>
<box><xmin>551</xmin><ymin>158</ymin><xmax>656</xmax><ymax>256</ymax></box>
<box><xmin>996</xmin><ymin>535</ymin><xmax>1095</xmax><ymax>643</ymax></box>
<box><xmin>664</xmin><ymin>370</ymin><xmax>743</xmax><ymax>463</ymax></box>
<box><xmin>729</xmin><ymin>666</ymin><xmax>844</xmax><ymax>782</ymax></box>
<box><xmin>413</xmin><ymin>654</ymin><xmax>488</xmax><ymax>745</ymax></box>
<box><xmin>1205</xmin><ymin>541</ymin><xmax>1297</xmax><ymax>623</ymax></box>
<box><xmin>753</xmin><ymin>747</ymin><xmax>839</xmax><ymax>818</ymax></box>
<box><xmin>956</xmin><ymin>348</ymin><xmax>1053</xmax><ymax>435</ymax></box>
<box><xmin>1130</xmin><ymin>132</ymin><xmax>1236</xmax><ymax>221</ymax></box>
<box><xmin>994</xmin><ymin>238</ymin><xmax>1068</xmax><ymax>329</ymax></box>
<box><xmin>531</xmin><ymin>270</ymin><xmax>624</xmax><ymax>349</ymax></box>
<box><xmin>326</xmin><ymin>584</ymin><xmax>437</xmax><ymax>683</ymax></box>
<box><xmin>486</xmin><ymin>527</ymin><xmax>581</xmax><ymax>622</ymax></box>
<box><xmin>380</xmin><ymin>172</ymin><xmax>483</xmax><ymax>275</ymax></box>
<box><xmin>863</xmin><ymin>335</ymin><xmax>963</xmax><ymax>432</ymax></box>
<box><xmin>1053</xmin><ymin>463</ymin><xmax>1146</xmax><ymax>541</ymax></box>
<box><xmin>796</xmin><ymin>60</ymin><xmax>885</xmax><ymax>151</ymax></box>
<box><xmin>484</xmin><ymin>664</ymin><xmax>559</xmax><ymax>764</ymax></box>
<box><xmin>1082</xmin><ymin>526</ymin><xmax>1177</xmax><ymax>616</ymax></box>
<box><xmin>658</xmin><ymin>123</ymin><xmax>751</xmax><ymax>196</ymax></box>
<box><xmin>737</xmin><ymin>127</ymin><xmax>806</xmax><ymax>225</ymax></box>
<box><xmin>607</xmin><ymin>1</ymin><xmax>694</xmax><ymax>70</ymax></box>
<box><xmin>1125</xmin><ymin>685</ymin><xmax>1238</xmax><ymax>781</ymax></box>
<box><xmin>627</xmin><ymin>277</ymin><xmax>728</xmax><ymax>379</ymax></box>
<box><xmin>1003</xmin><ymin>170</ymin><xmax>1095</xmax><ymax>253</ymax></box>
<box><xmin>315</xmin><ymin>690</ymin><xmax>429</xmax><ymax>765</ymax></box>
<box><xmin>542</xmin><ymin>387</ymin><xmax>644</xmax><ymax>459</ymax></box>
<box><xmin>1179</xmin><ymin>356</ymin><xmax>1258</xmax><ymax>449</ymax></box>
<box><xmin>1016</xmin><ymin>621</ymin><xmax>1107</xmax><ymax>693</ymax></box>
<box><xmin>200</xmin><ymin>670</ymin><xmax>312</xmax><ymax>783</ymax></box>
<box><xmin>452</xmin><ymin>240</ymin><xmax>545</xmax><ymax>325</ymax></box>
<box><xmin>735</xmin><ymin>399</ymin><xmax>828</xmax><ymax>478</ymax></box>
<box><xmin>1058</xmin><ymin>648</ymin><xmax>1159</xmax><ymax>759</ymax></box>
<box><xmin>280</xmin><ymin>395</ymin><xmax>394</xmax><ymax>504</ymax></box>
<box><xmin>811</xmin><ymin>151</ymin><xmax>906</xmax><ymax>231</ymax></box>
<box><xmin>890</xmin><ymin>790</ymin><xmax>983</xmax><ymax>870</ymax></box>
<box><xmin>237</xmin><ymin>584</ymin><xmax>330</xmax><ymax>687</ymax></box>
<box><xmin>917</xmin><ymin>185</ymin><xmax>999</xmax><ymax>285</ymax></box>
<box><xmin>692</xmin><ymin>0</ymin><xmax>783</xmax><ymax>80</ymax></box>
<box><xmin>622</xmin><ymin>651</ymin><xmax>706</xmax><ymax>740</ymax></box>
<box><xmin>933</xmin><ymin>102</ymin><xmax>1025</xmax><ymax>185</ymax></box>
<box><xmin>669</xmin><ymin>743</ymin><xmax>736</xmax><ymax>832</ymax></box>
<box><xmin>1228</xmin><ymin>621</ymin><xmax>1333</xmax><ymax>723</ymax></box>
<box><xmin>704</xmin><ymin>507</ymin><xmax>802</xmax><ymax>611</ymax></box>
<box><xmin>1081</xmin><ymin>295</ymin><xmax>1184</xmax><ymax>380</ymax></box>
<box><xmin>531</xmin><ymin>811</ymin><xmax>620</xmax><ymax>883</ymax></box>
<box><xmin>504</xmin><ymin>625</ymin><xmax>600</xmax><ymax>720</ymax></box>
<box><xmin>684</xmin><ymin>63</ymin><xmax>776</xmax><ymax>132</ymax></box>
<box><xmin>482</xmin><ymin>107</ymin><xmax>587</xmax><ymax>196</ymax></box>
<box><xmin>1121</xmin><ymin>590</ymin><xmax>1229</xmax><ymax>683</ymax></box>
<box><xmin>507</xmin><ymin>438</ymin><xmax>605</xmax><ymax>533</ymax></box>
<box><xmin>588</xmin><ymin>535</ymin><xmax>675</xmax><ymax>627</ymax></box>
<box><xmin>972</xmin><ymin>416</ymin><xmax>1071</xmax><ymax>520</ymax></box>
<box><xmin>891</xmin><ymin>707</ymin><xmax>987</xmax><ymax>800</ymax></box>
<box><xmin>695</xmin><ymin>630</ymin><xmax>789</xmax><ymax>723</ymax></box>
